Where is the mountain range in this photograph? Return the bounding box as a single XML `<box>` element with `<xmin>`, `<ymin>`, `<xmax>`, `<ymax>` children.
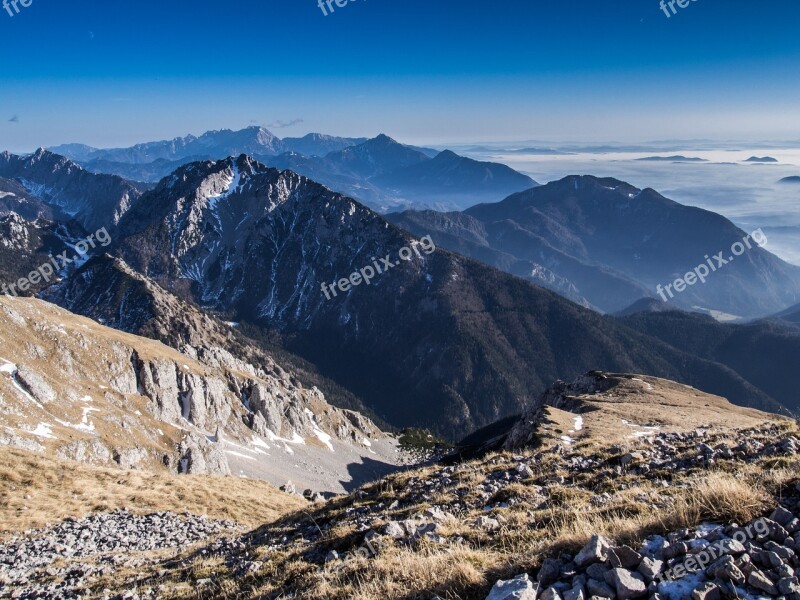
<box><xmin>0</xmin><ymin>148</ymin><xmax>798</xmax><ymax>445</ymax></box>
<box><xmin>388</xmin><ymin>175</ymin><xmax>800</xmax><ymax>318</ymax></box>
<box><xmin>48</xmin><ymin>128</ymin><xmax>537</xmax><ymax>212</ymax></box>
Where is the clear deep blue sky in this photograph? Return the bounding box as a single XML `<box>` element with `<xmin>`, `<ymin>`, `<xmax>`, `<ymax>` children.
<box><xmin>1</xmin><ymin>0</ymin><xmax>799</xmax><ymax>150</ymax></box>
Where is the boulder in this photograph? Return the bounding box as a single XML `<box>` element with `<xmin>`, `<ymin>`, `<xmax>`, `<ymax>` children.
<box><xmin>575</xmin><ymin>535</ymin><xmax>611</xmax><ymax>568</ymax></box>
<box><xmin>485</xmin><ymin>573</ymin><xmax>539</xmax><ymax>600</ymax></box>
<box><xmin>610</xmin><ymin>568</ymin><xmax>647</xmax><ymax>599</ymax></box>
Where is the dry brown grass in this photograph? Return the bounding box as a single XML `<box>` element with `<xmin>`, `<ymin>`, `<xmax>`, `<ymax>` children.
<box><xmin>117</xmin><ymin>446</ymin><xmax>798</xmax><ymax>600</ymax></box>
<box><xmin>0</xmin><ymin>446</ymin><xmax>306</xmax><ymax>536</ymax></box>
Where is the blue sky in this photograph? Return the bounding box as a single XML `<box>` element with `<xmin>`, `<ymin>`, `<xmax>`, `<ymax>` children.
<box><xmin>1</xmin><ymin>0</ymin><xmax>799</xmax><ymax>151</ymax></box>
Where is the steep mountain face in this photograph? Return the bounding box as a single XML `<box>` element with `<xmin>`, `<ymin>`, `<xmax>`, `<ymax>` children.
<box><xmin>774</xmin><ymin>303</ymin><xmax>800</xmax><ymax>326</ymax></box>
<box><xmin>0</xmin><ymin>296</ymin><xmax>396</xmax><ymax>492</ymax></box>
<box><xmin>282</xmin><ymin>133</ymin><xmax>368</xmax><ymax>156</ymax></box>
<box><xmin>102</xmin><ymin>156</ymin><xmax>786</xmax><ymax>439</ymax></box>
<box><xmin>374</xmin><ymin>149</ymin><xmax>537</xmax><ymax>205</ymax></box>
<box><xmin>0</xmin><ymin>150</ymin><xmax>143</xmax><ymax>231</ymax></box>
<box><xmin>42</xmin><ymin>253</ymin><xmax>385</xmax><ymax>424</ymax></box>
<box><xmin>618</xmin><ymin>309</ymin><xmax>800</xmax><ymax>416</ymax></box>
<box><xmin>0</xmin><ymin>213</ymin><xmax>85</xmax><ymax>295</ymax></box>
<box><xmin>0</xmin><ymin>177</ymin><xmax>62</xmax><ymax>222</ymax></box>
<box><xmin>390</xmin><ymin>175</ymin><xmax>800</xmax><ymax>317</ymax></box>
<box><xmin>388</xmin><ymin>208</ymin><xmax>647</xmax><ymax>310</ymax></box>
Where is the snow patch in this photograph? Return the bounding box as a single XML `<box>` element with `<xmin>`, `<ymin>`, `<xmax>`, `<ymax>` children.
<box><xmin>622</xmin><ymin>418</ymin><xmax>661</xmax><ymax>439</ymax></box>
<box><xmin>206</xmin><ymin>162</ymin><xmax>242</xmax><ymax>211</ymax></box>
<box><xmin>0</xmin><ymin>358</ymin><xmax>45</xmax><ymax>409</ymax></box>
<box><xmin>75</xmin><ymin>406</ymin><xmax>100</xmax><ymax>432</ymax></box>
<box><xmin>312</xmin><ymin>427</ymin><xmax>334</xmax><ymax>452</ymax></box>
<box><xmin>304</xmin><ymin>407</ymin><xmax>334</xmax><ymax>452</ymax></box>
<box><xmin>27</xmin><ymin>423</ymin><xmax>56</xmax><ymax>439</ymax></box>
<box><xmin>225</xmin><ymin>450</ymin><xmax>256</xmax><ymax>461</ymax></box>
<box><xmin>265</xmin><ymin>429</ymin><xmax>306</xmax><ymax>446</ymax></box>
<box><xmin>657</xmin><ymin>570</ymin><xmax>707</xmax><ymax>600</ymax></box>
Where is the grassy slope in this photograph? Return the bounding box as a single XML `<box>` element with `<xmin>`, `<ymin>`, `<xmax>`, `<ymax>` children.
<box><xmin>0</xmin><ymin>447</ymin><xmax>306</xmax><ymax>537</ymax></box>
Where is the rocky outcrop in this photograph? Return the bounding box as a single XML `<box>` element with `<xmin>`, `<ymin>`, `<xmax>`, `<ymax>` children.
<box><xmin>178</xmin><ymin>433</ymin><xmax>231</xmax><ymax>476</ymax></box>
<box><xmin>502</xmin><ymin>372</ymin><xmax>613</xmax><ymax>450</ymax></box>
<box><xmin>0</xmin><ymin>296</ymin><xmax>392</xmax><ymax>483</ymax></box>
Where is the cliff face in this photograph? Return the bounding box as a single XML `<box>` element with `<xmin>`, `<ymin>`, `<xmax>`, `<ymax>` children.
<box><xmin>0</xmin><ymin>296</ymin><xmax>396</xmax><ymax>492</ymax></box>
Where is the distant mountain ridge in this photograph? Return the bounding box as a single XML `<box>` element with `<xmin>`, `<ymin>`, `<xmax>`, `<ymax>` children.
<box><xmin>389</xmin><ymin>175</ymin><xmax>800</xmax><ymax>318</ymax></box>
<box><xmin>51</xmin><ymin>127</ymin><xmax>285</xmax><ymax>164</ymax></box>
<box><xmin>47</xmin><ymin>129</ymin><xmax>537</xmax><ymax>212</ymax></box>
<box><xmin>374</xmin><ymin>149</ymin><xmax>537</xmax><ymax>201</ymax></box>
<box><xmin>618</xmin><ymin>308</ymin><xmax>800</xmax><ymax>417</ymax></box>
<box><xmin>281</xmin><ymin>133</ymin><xmax>369</xmax><ymax>156</ymax></box>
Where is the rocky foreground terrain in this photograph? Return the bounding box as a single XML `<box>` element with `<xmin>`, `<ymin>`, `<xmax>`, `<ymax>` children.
<box><xmin>1</xmin><ymin>373</ymin><xmax>797</xmax><ymax>599</ymax></box>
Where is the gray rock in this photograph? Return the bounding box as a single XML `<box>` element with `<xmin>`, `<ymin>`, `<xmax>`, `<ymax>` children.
<box><xmin>778</xmin><ymin>576</ymin><xmax>800</xmax><ymax>595</ymax></box>
<box><xmin>280</xmin><ymin>481</ymin><xmax>297</xmax><ymax>495</ymax></box>
<box><xmin>540</xmin><ymin>587</ymin><xmax>562</xmax><ymax>600</ymax></box>
<box><xmin>383</xmin><ymin>521</ymin><xmax>405</xmax><ymax>539</ymax></box>
<box><xmin>586</xmin><ymin>563</ymin><xmax>611</xmax><ymax>581</ymax></box>
<box><xmin>424</xmin><ymin>507</ymin><xmax>453</xmax><ymax>522</ymax></box>
<box><xmin>663</xmin><ymin>542</ymin><xmax>689</xmax><ymax>559</ymax></box>
<box><xmin>485</xmin><ymin>573</ymin><xmax>539</xmax><ymax>600</ymax></box>
<box><xmin>610</xmin><ymin>568</ymin><xmax>647</xmax><ymax>599</ymax></box>
<box><xmin>575</xmin><ymin>535</ymin><xmax>611</xmax><ymax>568</ymax></box>
<box><xmin>748</xmin><ymin>570</ymin><xmax>778</xmax><ymax>595</ymax></box>
<box><xmin>538</xmin><ymin>558</ymin><xmax>564</xmax><ymax>586</ymax></box>
<box><xmin>586</xmin><ymin>577</ymin><xmax>615</xmax><ymax>598</ymax></box>
<box><xmin>637</xmin><ymin>557</ymin><xmax>663</xmax><ymax>582</ymax></box>
<box><xmin>475</xmin><ymin>516</ymin><xmax>502</xmax><ymax>532</ymax></box>
<box><xmin>771</xmin><ymin>507</ymin><xmax>796</xmax><ymax>528</ymax></box>
<box><xmin>563</xmin><ymin>583</ymin><xmax>585</xmax><ymax>600</ymax></box>
<box><xmin>706</xmin><ymin>555</ymin><xmax>745</xmax><ymax>584</ymax></box>
<box><xmin>691</xmin><ymin>582</ymin><xmax>720</xmax><ymax>600</ymax></box>
<box><xmin>609</xmin><ymin>546</ymin><xmax>642</xmax><ymax>569</ymax></box>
